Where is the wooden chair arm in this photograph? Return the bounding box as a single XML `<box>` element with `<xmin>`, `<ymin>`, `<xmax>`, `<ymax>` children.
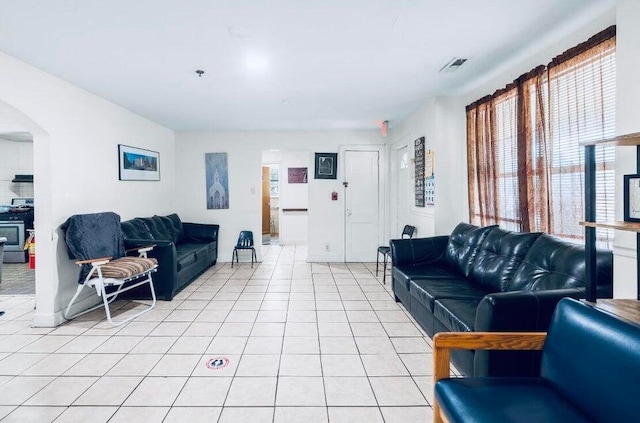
<box><xmin>433</xmin><ymin>332</ymin><xmax>547</xmax><ymax>423</ymax></box>
<box><xmin>75</xmin><ymin>256</ymin><xmax>112</xmax><ymax>265</ymax></box>
<box><xmin>125</xmin><ymin>244</ymin><xmax>156</xmax><ymax>254</ymax></box>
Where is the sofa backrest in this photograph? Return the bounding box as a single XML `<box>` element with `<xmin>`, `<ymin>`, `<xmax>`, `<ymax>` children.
<box><xmin>541</xmin><ymin>298</ymin><xmax>640</xmax><ymax>423</ymax></box>
<box><xmin>121</xmin><ymin>214</ymin><xmax>186</xmax><ymax>244</ymax></box>
<box><xmin>443</xmin><ymin>223</ymin><xmax>497</xmax><ymax>277</ymax></box>
<box><xmin>507</xmin><ymin>233</ymin><xmax>612</xmax><ymax>292</ymax></box>
<box><xmin>166</xmin><ymin>213</ymin><xmax>186</xmax><ymax>243</ymax></box>
<box><xmin>121</xmin><ymin>218</ymin><xmax>154</xmax><ymax>241</ymax></box>
<box><xmin>468</xmin><ymin>227</ymin><xmax>542</xmax><ymax>291</ymax></box>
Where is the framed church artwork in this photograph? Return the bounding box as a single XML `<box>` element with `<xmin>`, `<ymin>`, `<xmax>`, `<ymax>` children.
<box><xmin>205</xmin><ymin>152</ymin><xmax>229</xmax><ymax>209</ymax></box>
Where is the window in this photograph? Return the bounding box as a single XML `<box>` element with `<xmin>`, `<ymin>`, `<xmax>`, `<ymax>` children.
<box><xmin>467</xmin><ymin>27</ymin><xmax>616</xmax><ymax>247</ymax></box>
<box><xmin>269</xmin><ymin>165</ymin><xmax>279</xmax><ymax>196</ymax></box>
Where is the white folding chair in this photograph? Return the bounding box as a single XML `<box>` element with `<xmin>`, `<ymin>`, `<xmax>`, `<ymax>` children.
<box><xmin>62</xmin><ymin>212</ymin><xmax>158</xmax><ymax>326</ymax></box>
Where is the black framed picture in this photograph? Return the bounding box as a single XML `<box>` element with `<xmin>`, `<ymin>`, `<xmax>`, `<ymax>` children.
<box><xmin>314</xmin><ymin>153</ymin><xmax>338</xmax><ymax>179</ymax></box>
<box><xmin>624</xmin><ymin>174</ymin><xmax>640</xmax><ymax>222</ymax></box>
<box><xmin>118</xmin><ymin>144</ymin><xmax>160</xmax><ymax>181</ymax></box>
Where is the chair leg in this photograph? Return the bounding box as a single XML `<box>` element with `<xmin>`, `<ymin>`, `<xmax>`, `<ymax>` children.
<box><xmin>383</xmin><ymin>252</ymin><xmax>389</xmax><ymax>284</ymax></box>
<box><xmin>376</xmin><ymin>250</ymin><xmax>380</xmax><ymax>276</ymax></box>
<box><xmin>64</xmin><ymin>283</ymin><xmax>87</xmax><ymax>321</ymax></box>
<box><xmin>102</xmin><ymin>274</ymin><xmax>157</xmax><ymax>327</ymax></box>
<box><xmin>231</xmin><ymin>249</ymin><xmax>236</xmax><ymax>268</ymax></box>
<box><xmin>251</xmin><ymin>248</ymin><xmax>256</xmax><ymax>268</ymax></box>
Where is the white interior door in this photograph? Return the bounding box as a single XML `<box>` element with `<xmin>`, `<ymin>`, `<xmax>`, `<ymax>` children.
<box><xmin>344</xmin><ymin>150</ymin><xmax>379</xmax><ymax>261</ymax></box>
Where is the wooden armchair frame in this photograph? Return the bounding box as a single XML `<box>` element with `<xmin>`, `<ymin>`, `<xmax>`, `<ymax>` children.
<box><xmin>433</xmin><ymin>332</ymin><xmax>547</xmax><ymax>423</ymax></box>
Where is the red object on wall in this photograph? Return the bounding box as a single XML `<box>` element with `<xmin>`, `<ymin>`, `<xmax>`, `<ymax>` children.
<box><xmin>331</xmin><ymin>191</ymin><xmax>338</xmax><ymax>201</ymax></box>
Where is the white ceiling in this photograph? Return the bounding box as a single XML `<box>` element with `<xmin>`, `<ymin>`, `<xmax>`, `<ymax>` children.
<box><xmin>0</xmin><ymin>0</ymin><xmax>615</xmax><ymax>131</ymax></box>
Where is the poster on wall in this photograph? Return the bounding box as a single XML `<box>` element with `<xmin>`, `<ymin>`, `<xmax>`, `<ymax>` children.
<box><xmin>288</xmin><ymin>167</ymin><xmax>308</xmax><ymax>183</ymax></box>
<box><xmin>414</xmin><ymin>137</ymin><xmax>425</xmax><ymax>207</ymax></box>
<box><xmin>205</xmin><ymin>152</ymin><xmax>229</xmax><ymax>209</ymax></box>
<box><xmin>425</xmin><ymin>149</ymin><xmax>435</xmax><ymax>205</ymax></box>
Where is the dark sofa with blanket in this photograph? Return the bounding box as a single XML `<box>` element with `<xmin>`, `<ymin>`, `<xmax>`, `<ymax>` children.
<box><xmin>390</xmin><ymin>222</ymin><xmax>613</xmax><ymax>377</ymax></box>
<box><xmin>121</xmin><ymin>214</ymin><xmax>219</xmax><ymax>300</ymax></box>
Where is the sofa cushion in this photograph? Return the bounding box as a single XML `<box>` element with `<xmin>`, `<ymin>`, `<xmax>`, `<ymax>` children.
<box><xmin>409</xmin><ymin>279</ymin><xmax>489</xmax><ymax>312</ymax></box>
<box><xmin>166</xmin><ymin>213</ymin><xmax>186</xmax><ymax>244</ymax></box>
<box><xmin>175</xmin><ymin>242</ymin><xmax>209</xmax><ymax>271</ymax></box>
<box><xmin>393</xmin><ymin>264</ymin><xmax>460</xmax><ymax>292</ymax></box>
<box><xmin>435</xmin><ymin>378</ymin><xmax>591</xmax><ymax>423</ymax></box>
<box><xmin>443</xmin><ymin>223</ymin><xmax>497</xmax><ymax>278</ymax></box>
<box><xmin>140</xmin><ymin>216</ymin><xmax>174</xmax><ymax>241</ymax></box>
<box><xmin>121</xmin><ymin>218</ymin><xmax>154</xmax><ymax>241</ymax></box>
<box><xmin>469</xmin><ymin>228</ymin><xmax>542</xmax><ymax>292</ymax></box>
<box><xmin>433</xmin><ymin>298</ymin><xmax>481</xmax><ymax>332</ymax></box>
<box><xmin>508</xmin><ymin>234</ymin><xmax>595</xmax><ymax>292</ymax></box>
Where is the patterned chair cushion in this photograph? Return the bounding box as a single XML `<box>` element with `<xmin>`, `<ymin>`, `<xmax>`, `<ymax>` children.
<box><xmin>91</xmin><ymin>256</ymin><xmax>158</xmax><ymax>280</ymax></box>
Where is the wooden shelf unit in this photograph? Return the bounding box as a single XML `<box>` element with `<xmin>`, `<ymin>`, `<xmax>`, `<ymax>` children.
<box><xmin>580</xmin><ymin>221</ymin><xmax>640</xmax><ymax>232</ymax></box>
<box><xmin>583</xmin><ymin>131</ymin><xmax>640</xmax><ymax>302</ymax></box>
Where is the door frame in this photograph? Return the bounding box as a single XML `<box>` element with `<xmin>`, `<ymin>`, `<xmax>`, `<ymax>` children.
<box><xmin>390</xmin><ymin>138</ymin><xmax>410</xmax><ymax>241</ymax></box>
<box><xmin>340</xmin><ymin>144</ymin><xmax>386</xmax><ymax>262</ymax></box>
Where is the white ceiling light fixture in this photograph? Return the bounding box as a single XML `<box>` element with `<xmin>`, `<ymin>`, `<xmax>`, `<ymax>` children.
<box><xmin>439</xmin><ymin>57</ymin><xmax>468</xmax><ymax>73</ymax></box>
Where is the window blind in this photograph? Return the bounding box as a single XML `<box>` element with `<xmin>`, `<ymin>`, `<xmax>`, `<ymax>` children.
<box><xmin>548</xmin><ymin>36</ymin><xmax>616</xmax><ymax>246</ymax></box>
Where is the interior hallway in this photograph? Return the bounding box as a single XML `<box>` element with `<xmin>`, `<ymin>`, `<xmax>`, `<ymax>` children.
<box><xmin>0</xmin><ymin>244</ymin><xmax>445</xmax><ymax>422</ymax></box>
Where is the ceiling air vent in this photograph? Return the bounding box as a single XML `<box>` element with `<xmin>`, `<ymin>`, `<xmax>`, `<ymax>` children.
<box><xmin>439</xmin><ymin>57</ymin><xmax>468</xmax><ymax>73</ymax></box>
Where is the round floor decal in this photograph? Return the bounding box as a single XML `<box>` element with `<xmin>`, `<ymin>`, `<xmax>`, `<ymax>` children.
<box><xmin>206</xmin><ymin>357</ymin><xmax>230</xmax><ymax>370</ymax></box>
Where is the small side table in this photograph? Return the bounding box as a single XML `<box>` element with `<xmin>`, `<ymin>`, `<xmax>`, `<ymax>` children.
<box><xmin>582</xmin><ymin>299</ymin><xmax>640</xmax><ymax>326</ymax></box>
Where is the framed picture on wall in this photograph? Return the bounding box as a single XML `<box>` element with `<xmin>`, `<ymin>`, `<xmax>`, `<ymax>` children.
<box><xmin>288</xmin><ymin>167</ymin><xmax>308</xmax><ymax>183</ymax></box>
<box><xmin>118</xmin><ymin>144</ymin><xmax>160</xmax><ymax>181</ymax></box>
<box><xmin>314</xmin><ymin>153</ymin><xmax>338</xmax><ymax>179</ymax></box>
<box><xmin>624</xmin><ymin>174</ymin><xmax>640</xmax><ymax>222</ymax></box>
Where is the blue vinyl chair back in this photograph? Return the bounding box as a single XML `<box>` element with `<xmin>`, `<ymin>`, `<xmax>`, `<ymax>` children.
<box><xmin>236</xmin><ymin>231</ymin><xmax>255</xmax><ymax>249</ymax></box>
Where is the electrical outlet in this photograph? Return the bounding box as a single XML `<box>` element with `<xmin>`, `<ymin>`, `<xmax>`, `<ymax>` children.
<box><xmin>324</xmin><ymin>243</ymin><xmax>331</xmax><ymax>252</ymax></box>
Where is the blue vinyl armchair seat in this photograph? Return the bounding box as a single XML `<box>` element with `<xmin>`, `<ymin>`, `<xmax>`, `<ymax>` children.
<box><xmin>433</xmin><ymin>298</ymin><xmax>640</xmax><ymax>423</ymax></box>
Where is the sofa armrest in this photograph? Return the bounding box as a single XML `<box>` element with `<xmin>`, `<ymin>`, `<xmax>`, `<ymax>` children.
<box><xmin>470</xmin><ymin>288</ymin><xmax>582</xmax><ymax>378</ymax></box>
<box><xmin>474</xmin><ymin>288</ymin><xmax>584</xmax><ymax>332</ymax></box>
<box><xmin>183</xmin><ymin>223</ymin><xmax>219</xmax><ymax>243</ymax></box>
<box><xmin>390</xmin><ymin>236</ymin><xmax>449</xmax><ymax>267</ymax></box>
<box><xmin>433</xmin><ymin>332</ymin><xmax>547</xmax><ymax>423</ymax></box>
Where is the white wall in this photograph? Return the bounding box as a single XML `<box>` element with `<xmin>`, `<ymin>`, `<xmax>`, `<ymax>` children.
<box><xmin>278</xmin><ymin>150</ymin><xmax>309</xmax><ymax>245</ymax></box>
<box><xmin>174</xmin><ymin>131</ymin><xmax>383</xmax><ymax>263</ymax></box>
<box><xmin>0</xmin><ymin>51</ymin><xmax>175</xmax><ymax>326</ymax></box>
<box><xmin>387</xmin><ymin>97</ymin><xmax>467</xmax><ymax>240</ymax></box>
<box><xmin>0</xmin><ymin>139</ymin><xmax>33</xmax><ymax>204</ymax></box>
<box><xmin>613</xmin><ymin>0</ymin><xmax>640</xmax><ymax>298</ymax></box>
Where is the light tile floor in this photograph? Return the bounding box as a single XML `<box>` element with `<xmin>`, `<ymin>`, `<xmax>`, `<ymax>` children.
<box><xmin>0</xmin><ymin>263</ymin><xmax>35</xmax><ymax>295</ymax></box>
<box><xmin>0</xmin><ymin>244</ymin><xmax>441</xmax><ymax>422</ymax></box>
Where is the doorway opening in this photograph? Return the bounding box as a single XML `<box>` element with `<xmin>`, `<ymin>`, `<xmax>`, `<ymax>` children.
<box><xmin>0</xmin><ymin>130</ymin><xmax>34</xmax><ymax>295</ymax></box>
<box><xmin>261</xmin><ymin>163</ymin><xmax>280</xmax><ymax>245</ymax></box>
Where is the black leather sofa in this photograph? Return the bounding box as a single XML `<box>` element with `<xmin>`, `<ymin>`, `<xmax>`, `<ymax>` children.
<box><xmin>390</xmin><ymin>222</ymin><xmax>613</xmax><ymax>377</ymax></box>
<box><xmin>121</xmin><ymin>214</ymin><xmax>219</xmax><ymax>300</ymax></box>
<box><xmin>434</xmin><ymin>298</ymin><xmax>640</xmax><ymax>423</ymax></box>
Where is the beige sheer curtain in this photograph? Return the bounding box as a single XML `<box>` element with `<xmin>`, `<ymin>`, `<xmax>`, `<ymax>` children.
<box><xmin>467</xmin><ymin>88</ymin><xmax>520</xmax><ymax>230</ymax></box>
<box><xmin>517</xmin><ymin>66</ymin><xmax>550</xmax><ymax>233</ymax></box>
<box><xmin>467</xmin><ymin>26</ymin><xmax>615</xmax><ymax>246</ymax></box>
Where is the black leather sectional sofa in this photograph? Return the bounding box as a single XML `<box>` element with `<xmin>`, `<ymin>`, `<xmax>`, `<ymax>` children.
<box><xmin>390</xmin><ymin>222</ymin><xmax>613</xmax><ymax>377</ymax></box>
<box><xmin>121</xmin><ymin>214</ymin><xmax>219</xmax><ymax>300</ymax></box>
